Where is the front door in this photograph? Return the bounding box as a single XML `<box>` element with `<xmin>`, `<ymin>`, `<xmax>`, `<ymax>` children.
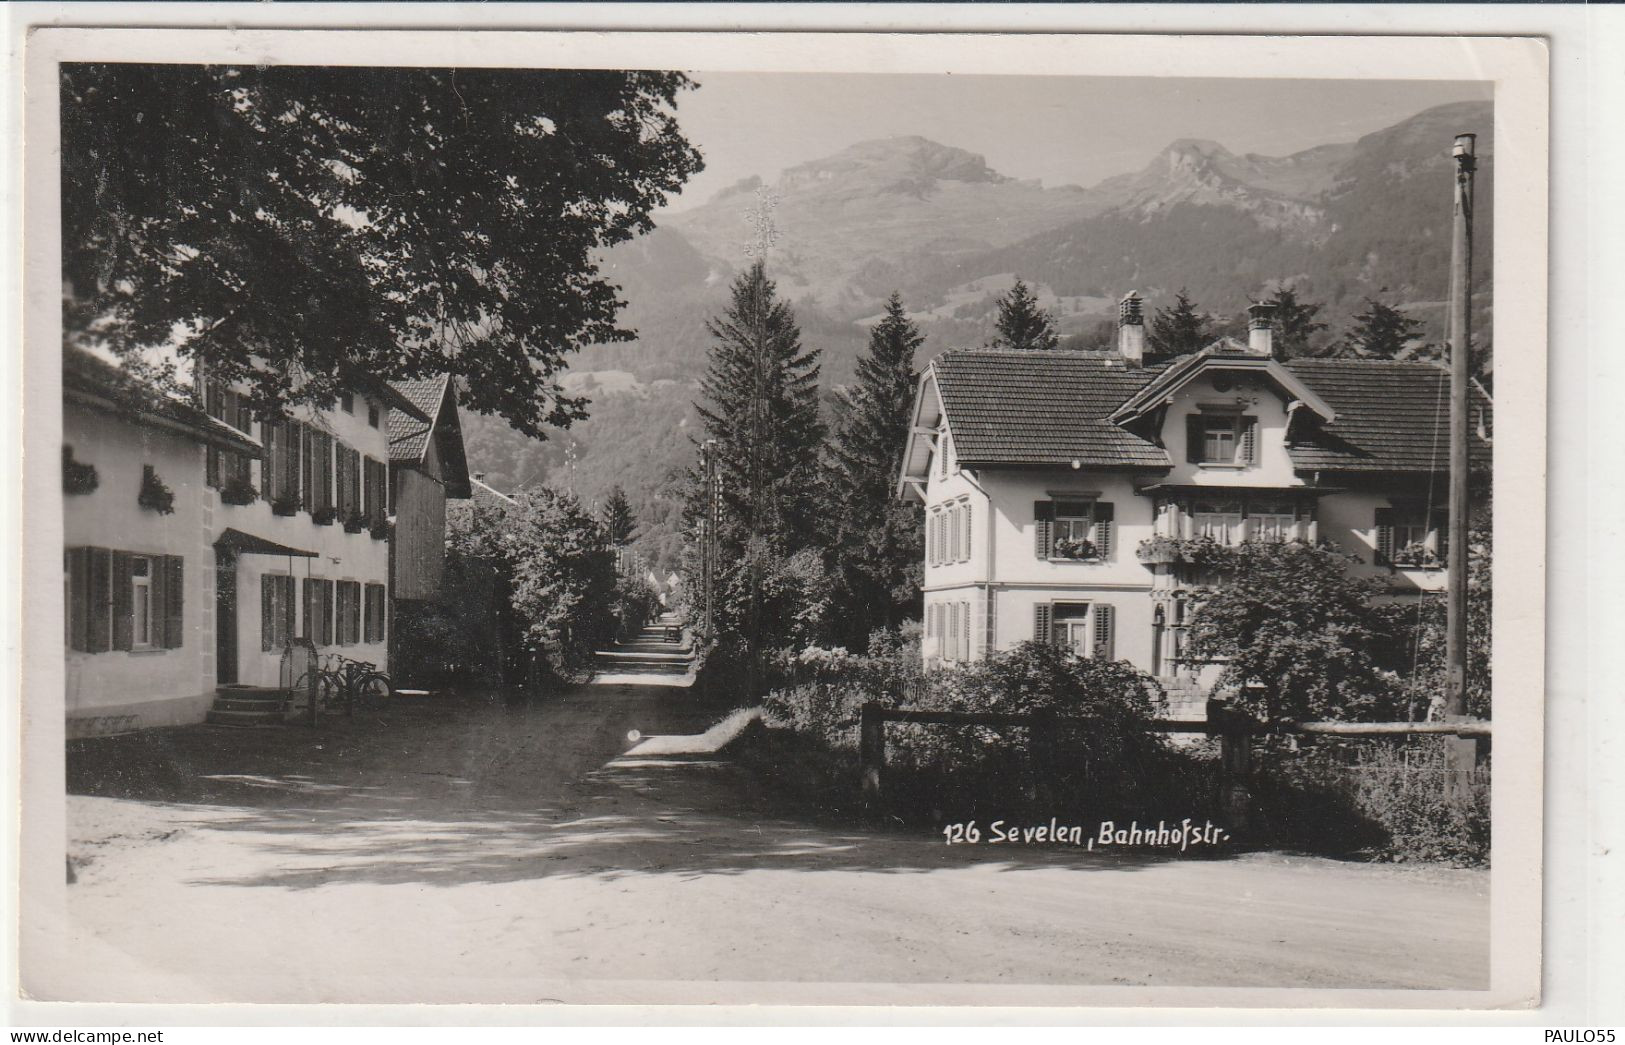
<box><xmin>215</xmin><ymin>550</ymin><xmax>238</xmax><ymax>684</ymax></box>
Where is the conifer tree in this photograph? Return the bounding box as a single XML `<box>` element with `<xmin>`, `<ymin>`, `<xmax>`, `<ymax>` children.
<box><xmin>692</xmin><ymin>259</ymin><xmax>825</xmax><ymax>559</ymax></box>
<box><xmin>601</xmin><ymin>485</ymin><xmax>638</xmax><ymax>547</ymax></box>
<box><xmin>1338</xmin><ymin>292</ymin><xmax>1426</xmax><ymax>359</ymax></box>
<box><xmin>1267</xmin><ymin>287</ymin><xmax>1330</xmax><ymax>359</ymax></box>
<box><xmin>987</xmin><ymin>277</ymin><xmax>1059</xmax><ymax>351</ymax></box>
<box><xmin>827</xmin><ymin>293</ymin><xmax>926</xmax><ymax>648</ymax></box>
<box><xmin>1146</xmin><ymin>289</ymin><xmax>1211</xmax><ymax>359</ymax></box>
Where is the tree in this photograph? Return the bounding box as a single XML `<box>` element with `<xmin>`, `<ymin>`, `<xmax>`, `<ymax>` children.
<box><xmin>692</xmin><ymin>260</ymin><xmax>825</xmax><ymax>558</ymax></box>
<box><xmin>1335</xmin><ymin>292</ymin><xmax>1427</xmax><ymax>359</ymax></box>
<box><xmin>601</xmin><ymin>485</ymin><xmax>638</xmax><ymax>547</ymax></box>
<box><xmin>1267</xmin><ymin>287</ymin><xmax>1330</xmax><ymax>359</ymax></box>
<box><xmin>59</xmin><ymin>64</ymin><xmax>703</xmax><ymax>438</ymax></box>
<box><xmin>986</xmin><ymin>277</ymin><xmax>1058</xmax><ymax>351</ymax></box>
<box><xmin>1183</xmin><ymin>541</ymin><xmax>1404</xmax><ymax>722</ymax></box>
<box><xmin>1145</xmin><ymin>289</ymin><xmax>1211</xmax><ymax>359</ymax></box>
<box><xmin>499</xmin><ymin>487</ymin><xmax>620</xmax><ymax>677</ymax></box>
<box><xmin>825</xmin><ymin>293</ymin><xmax>926</xmax><ymax>647</ymax></box>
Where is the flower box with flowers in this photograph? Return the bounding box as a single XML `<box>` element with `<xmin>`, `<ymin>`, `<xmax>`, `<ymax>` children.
<box><xmin>270</xmin><ymin>496</ymin><xmax>301</xmax><ymax>517</ymax></box>
<box><xmin>342</xmin><ymin>512</ymin><xmax>367</xmax><ymax>534</ymax></box>
<box><xmin>137</xmin><ymin>466</ymin><xmax>175</xmax><ymax>516</ymax></box>
<box><xmin>1050</xmin><ymin>536</ymin><xmax>1100</xmax><ymax>562</ymax></box>
<box><xmin>311</xmin><ymin>506</ymin><xmax>339</xmax><ymax>526</ymax></box>
<box><xmin>220</xmin><ymin>477</ymin><xmax>258</xmax><ymax>506</ymax></box>
<box><xmin>369</xmin><ymin>518</ymin><xmax>391</xmax><ymax>541</ymax></box>
<box><xmin>1390</xmin><ymin>542</ymin><xmax>1443</xmax><ymax>569</ymax></box>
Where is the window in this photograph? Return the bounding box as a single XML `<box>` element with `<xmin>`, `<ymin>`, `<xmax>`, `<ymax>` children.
<box><xmin>263</xmin><ymin>419</ymin><xmax>304</xmax><ymax>510</ymax></box>
<box><xmin>1034</xmin><ymin>499</ymin><xmax>1114</xmax><ymax>560</ymax></box>
<box><xmin>336</xmin><ymin>581</ymin><xmax>362</xmax><ymax>645</ymax></box>
<box><xmin>1248</xmin><ymin>499</ymin><xmax>1298</xmax><ymax>542</ymax></box>
<box><xmin>1186</xmin><ymin>411</ymin><xmax>1258</xmax><ymax>466</ymax></box>
<box><xmin>937</xmin><ymin>430</ymin><xmax>949</xmax><ymax>479</ymax></box>
<box><xmin>1040</xmin><ymin>602</ymin><xmax>1115</xmax><ymax>660</ymax></box>
<box><xmin>336</xmin><ymin>443</ymin><xmax>363</xmax><ymax>522</ymax></box>
<box><xmin>368</xmin><ymin>402</ymin><xmax>381</xmax><ymax>429</ymax></box>
<box><xmin>260</xmin><ymin>574</ymin><xmax>296</xmax><ymax>651</ymax></box>
<box><xmin>66</xmin><ymin>548</ymin><xmax>183</xmax><ymax>653</ymax></box>
<box><xmin>364</xmin><ymin>583</ymin><xmax>388</xmax><ymax>644</ymax></box>
<box><xmin>204</xmin><ymin>380</ymin><xmax>254</xmax><ymax>491</ymax></box>
<box><xmin>131</xmin><ymin>556</ymin><xmax>153</xmax><ymax>648</ymax></box>
<box><xmin>1192</xmin><ymin>499</ymin><xmax>1244</xmax><ymax>545</ymax></box>
<box><xmin>340</xmin><ymin>392</ymin><xmax>354</xmax><ymax>414</ymax></box>
<box><xmin>363</xmin><ymin>457</ymin><xmax>388</xmax><ymax>525</ymax></box>
<box><xmin>303</xmin><ymin>578</ymin><xmax>335</xmax><ymax>646</ymax></box>
<box><xmin>1375</xmin><ymin>506</ymin><xmax>1447</xmax><ymax>568</ymax></box>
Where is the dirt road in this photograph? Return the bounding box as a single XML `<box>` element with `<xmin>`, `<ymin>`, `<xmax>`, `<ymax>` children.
<box><xmin>43</xmin><ymin>679</ymin><xmax>1490</xmax><ymax>1003</ymax></box>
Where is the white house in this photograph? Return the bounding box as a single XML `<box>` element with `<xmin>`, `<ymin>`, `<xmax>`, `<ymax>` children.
<box><xmin>63</xmin><ymin>347</ymin><xmax>432</xmax><ymax>734</ymax></box>
<box><xmin>898</xmin><ymin>294</ymin><xmax>1492</xmax><ymax>716</ymax></box>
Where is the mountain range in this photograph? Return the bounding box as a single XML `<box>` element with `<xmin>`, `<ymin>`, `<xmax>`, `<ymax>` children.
<box><xmin>459</xmin><ymin>99</ymin><xmax>1494</xmax><ymax>571</ymax></box>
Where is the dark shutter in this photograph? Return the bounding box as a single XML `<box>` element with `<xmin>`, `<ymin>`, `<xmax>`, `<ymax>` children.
<box><xmin>149</xmin><ymin>558</ymin><xmax>167</xmax><ymax>649</ymax></box>
<box><xmin>86</xmin><ymin>547</ymin><xmax>112</xmax><ymax>653</ymax></box>
<box><xmin>302</xmin><ymin>578</ymin><xmax>315</xmax><ymax>640</ymax></box>
<box><xmin>961</xmin><ymin>600</ymin><xmax>971</xmax><ymax>660</ymax></box>
<box><xmin>1033</xmin><ymin>602</ymin><xmax>1053</xmax><ymax>645</ymax></box>
<box><xmin>300</xmin><ymin>425</ymin><xmax>313</xmax><ymax>509</ymax></box>
<box><xmin>1186</xmin><ymin>413</ymin><xmax>1205</xmax><ymax>463</ymax></box>
<box><xmin>1241</xmin><ymin>416</ymin><xmax>1258</xmax><ymax>464</ymax></box>
<box><xmin>111</xmin><ymin>551</ymin><xmax>134</xmax><ymax>651</ymax></box>
<box><xmin>1093</xmin><ymin>604</ymin><xmax>1115</xmax><ymax>661</ymax></box>
<box><xmin>364</xmin><ymin>583</ymin><xmax>375</xmax><ymax>642</ymax></box>
<box><xmin>324</xmin><ymin>581</ymin><xmax>335</xmax><ymax>646</ymax></box>
<box><xmin>1374</xmin><ymin>508</ymin><xmax>1395</xmax><ymax>566</ymax></box>
<box><xmin>1093</xmin><ymin>502</ymin><xmax>1115</xmax><ymax>559</ymax></box>
<box><xmin>262</xmin><ymin>574</ymin><xmax>276</xmax><ymax>651</ymax></box>
<box><xmin>67</xmin><ymin>548</ymin><xmax>89</xmax><ymax>652</ymax></box>
<box><xmin>163</xmin><ymin>556</ymin><xmax>183</xmax><ymax>649</ymax></box>
<box><xmin>1034</xmin><ymin>501</ymin><xmax>1054</xmax><ymax>559</ymax></box>
<box><xmin>961</xmin><ymin>504</ymin><xmax>972</xmax><ymax>561</ymax></box>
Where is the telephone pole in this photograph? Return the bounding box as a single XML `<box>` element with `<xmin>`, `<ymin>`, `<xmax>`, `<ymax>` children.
<box><xmin>1444</xmin><ymin>132</ymin><xmax>1476</xmax><ymax>720</ymax></box>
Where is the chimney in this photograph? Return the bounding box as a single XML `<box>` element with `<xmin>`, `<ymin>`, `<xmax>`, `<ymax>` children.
<box><xmin>1247</xmin><ymin>301</ymin><xmax>1278</xmax><ymax>358</ymax></box>
<box><xmin>1118</xmin><ymin>291</ymin><xmax>1146</xmax><ymax>366</ymax></box>
<box><xmin>473</xmin><ymin>471</ymin><xmax>486</xmax><ymax>483</ymax></box>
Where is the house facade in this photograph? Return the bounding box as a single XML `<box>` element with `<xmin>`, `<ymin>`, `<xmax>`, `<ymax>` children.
<box><xmin>899</xmin><ymin>294</ymin><xmax>1491</xmax><ymax>715</ymax></box>
<box><xmin>387</xmin><ymin>376</ymin><xmax>472</xmax><ymax>605</ymax></box>
<box><xmin>63</xmin><ymin>347</ymin><xmax>431</xmax><ymax>734</ymax></box>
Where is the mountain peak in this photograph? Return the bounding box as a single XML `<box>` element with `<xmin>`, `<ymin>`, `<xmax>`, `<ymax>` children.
<box><xmin>779</xmin><ymin>136</ymin><xmax>1010</xmax><ymax>192</ymax></box>
<box><xmin>1162</xmin><ymin>138</ymin><xmax>1234</xmax><ymax>159</ymax></box>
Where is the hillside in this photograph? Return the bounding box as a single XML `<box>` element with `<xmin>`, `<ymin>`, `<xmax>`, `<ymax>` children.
<box><xmin>462</xmin><ymin>100</ymin><xmax>1495</xmax><ymax>572</ymax></box>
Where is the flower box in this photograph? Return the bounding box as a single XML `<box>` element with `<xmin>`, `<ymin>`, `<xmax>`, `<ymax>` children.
<box><xmin>311</xmin><ymin>506</ymin><xmax>339</xmax><ymax>526</ymax></box>
<box><xmin>220</xmin><ymin>477</ymin><xmax>258</xmax><ymax>506</ymax></box>
<box><xmin>137</xmin><ymin>466</ymin><xmax>175</xmax><ymax>516</ymax></box>
<box><xmin>1050</xmin><ymin>536</ymin><xmax>1099</xmax><ymax>562</ymax></box>
<box><xmin>62</xmin><ymin>447</ymin><xmax>98</xmax><ymax>495</ymax></box>
<box><xmin>369</xmin><ymin>518</ymin><xmax>391</xmax><ymax>541</ymax></box>
<box><xmin>342</xmin><ymin>513</ymin><xmax>367</xmax><ymax>534</ymax></box>
<box><xmin>1390</xmin><ymin>542</ymin><xmax>1444</xmax><ymax>570</ymax></box>
<box><xmin>270</xmin><ymin>497</ymin><xmax>301</xmax><ymax>517</ymax></box>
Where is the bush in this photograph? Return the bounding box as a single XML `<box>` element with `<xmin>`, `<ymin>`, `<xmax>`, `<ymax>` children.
<box><xmin>612</xmin><ymin>573</ymin><xmax>662</xmax><ymax>641</ymax></box>
<box><xmin>1253</xmin><ymin>737</ymin><xmax>1489</xmax><ymax>866</ymax></box>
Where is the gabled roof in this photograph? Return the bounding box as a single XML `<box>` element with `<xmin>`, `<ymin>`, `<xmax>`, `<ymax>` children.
<box><xmin>1110</xmin><ymin>346</ymin><xmax>1336</xmax><ymax>426</ymax></box>
<box><xmin>1282</xmin><ymin>359</ymin><xmax>1493</xmax><ymax>474</ymax></box>
<box><xmin>387</xmin><ymin>376</ymin><xmax>471</xmax><ymax>499</ymax></box>
<box><xmin>899</xmin><ymin>348</ymin><xmax>1492</xmax><ymax>486</ymax></box>
<box><xmin>928</xmin><ymin>350</ymin><xmax>1172</xmax><ymax>469</ymax></box>
<box><xmin>63</xmin><ymin>347</ymin><xmax>262</xmax><ymax>455</ymax></box>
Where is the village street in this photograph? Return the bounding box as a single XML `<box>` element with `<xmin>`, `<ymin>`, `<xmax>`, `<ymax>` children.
<box><xmin>50</xmin><ymin>673</ymin><xmax>1490</xmax><ymax>1004</ymax></box>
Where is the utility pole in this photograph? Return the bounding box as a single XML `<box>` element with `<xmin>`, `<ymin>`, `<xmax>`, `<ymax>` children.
<box><xmin>1444</xmin><ymin>133</ymin><xmax>1476</xmax><ymax>721</ymax></box>
<box><xmin>700</xmin><ymin>438</ymin><xmax>718</xmax><ymax>641</ymax></box>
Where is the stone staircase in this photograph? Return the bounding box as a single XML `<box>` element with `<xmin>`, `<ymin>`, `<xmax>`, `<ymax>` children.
<box><xmin>593</xmin><ymin>617</ymin><xmax>695</xmax><ymax>677</ymax></box>
<box><xmin>205</xmin><ymin>685</ymin><xmax>291</xmax><ymax>727</ymax></box>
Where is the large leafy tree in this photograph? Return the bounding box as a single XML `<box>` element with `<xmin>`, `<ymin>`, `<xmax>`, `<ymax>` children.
<box><xmin>986</xmin><ymin>277</ymin><xmax>1058</xmax><ymax>351</ymax></box>
<box><xmin>60</xmin><ymin>63</ymin><xmax>703</xmax><ymax>437</ymax></box>
<box><xmin>1267</xmin><ymin>287</ymin><xmax>1330</xmax><ymax>359</ymax></box>
<box><xmin>1183</xmin><ymin>541</ymin><xmax>1404</xmax><ymax>722</ymax></box>
<box><xmin>499</xmin><ymin>487</ymin><xmax>620</xmax><ymax>675</ymax></box>
<box><xmin>1334</xmin><ymin>292</ymin><xmax>1427</xmax><ymax>359</ymax></box>
<box><xmin>826</xmin><ymin>292</ymin><xmax>925</xmax><ymax>648</ymax></box>
<box><xmin>1145</xmin><ymin>288</ymin><xmax>1211</xmax><ymax>360</ymax></box>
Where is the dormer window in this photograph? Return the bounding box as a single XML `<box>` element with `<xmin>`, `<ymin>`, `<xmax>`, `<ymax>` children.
<box><xmin>1186</xmin><ymin>410</ymin><xmax>1258</xmax><ymax>467</ymax></box>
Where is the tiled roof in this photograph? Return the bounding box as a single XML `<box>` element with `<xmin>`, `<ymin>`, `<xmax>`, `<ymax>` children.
<box><xmin>387</xmin><ymin>376</ymin><xmax>449</xmax><ymax>463</ymax></box>
<box><xmin>927</xmin><ymin>349</ymin><xmax>1492</xmax><ymax>477</ymax></box>
<box><xmin>931</xmin><ymin>350</ymin><xmax>1171</xmax><ymax>468</ymax></box>
<box><xmin>62</xmin><ymin>346</ymin><xmax>261</xmax><ymax>455</ymax></box>
<box><xmin>1282</xmin><ymin>359</ymin><xmax>1493</xmax><ymax>474</ymax></box>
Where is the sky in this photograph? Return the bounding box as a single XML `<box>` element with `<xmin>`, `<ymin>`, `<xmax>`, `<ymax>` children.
<box><xmin>661</xmin><ymin>74</ymin><xmax>1493</xmax><ymax>211</ymax></box>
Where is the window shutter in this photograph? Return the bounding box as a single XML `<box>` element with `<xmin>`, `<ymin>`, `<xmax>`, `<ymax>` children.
<box><xmin>1436</xmin><ymin>519</ymin><xmax>1449</xmax><ymax>559</ymax></box>
<box><xmin>111</xmin><ymin>551</ymin><xmax>134</xmax><ymax>651</ymax></box>
<box><xmin>1033</xmin><ymin>602</ymin><xmax>1053</xmax><ymax>645</ymax></box>
<box><xmin>1093</xmin><ymin>604</ymin><xmax>1116</xmax><ymax>661</ymax></box>
<box><xmin>1093</xmin><ymin>502</ymin><xmax>1115</xmax><ymax>559</ymax></box>
<box><xmin>1034</xmin><ymin>501</ymin><xmax>1054</xmax><ymax>559</ymax></box>
<box><xmin>161</xmin><ymin>557</ymin><xmax>184</xmax><ymax>649</ymax></box>
<box><xmin>1241</xmin><ymin>416</ymin><xmax>1258</xmax><ymax>464</ymax></box>
<box><xmin>302</xmin><ymin>579</ymin><xmax>315</xmax><ymax>641</ymax></box>
<box><xmin>262</xmin><ymin>575</ymin><xmax>276</xmax><ymax>651</ymax></box>
<box><xmin>961</xmin><ymin>504</ymin><xmax>972</xmax><ymax>561</ymax></box>
<box><xmin>66</xmin><ymin>549</ymin><xmax>89</xmax><ymax>652</ymax></box>
<box><xmin>149</xmin><ymin>557</ymin><xmax>167</xmax><ymax>649</ymax></box>
<box><xmin>364</xmin><ymin>584</ymin><xmax>376</xmax><ymax>643</ymax></box>
<box><xmin>961</xmin><ymin>600</ymin><xmax>971</xmax><ymax>660</ymax></box>
<box><xmin>1374</xmin><ymin>508</ymin><xmax>1395</xmax><ymax>566</ymax></box>
<box><xmin>86</xmin><ymin>548</ymin><xmax>112</xmax><ymax>653</ymax></box>
<box><xmin>323</xmin><ymin>580</ymin><xmax>335</xmax><ymax>646</ymax></box>
<box><xmin>1186</xmin><ymin>413</ymin><xmax>1205</xmax><ymax>463</ymax></box>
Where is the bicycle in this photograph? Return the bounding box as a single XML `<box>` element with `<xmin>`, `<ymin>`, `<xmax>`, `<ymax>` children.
<box><xmin>284</xmin><ymin>646</ymin><xmax>391</xmax><ymax>724</ymax></box>
<box><xmin>326</xmin><ymin>654</ymin><xmax>392</xmax><ymax>714</ymax></box>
